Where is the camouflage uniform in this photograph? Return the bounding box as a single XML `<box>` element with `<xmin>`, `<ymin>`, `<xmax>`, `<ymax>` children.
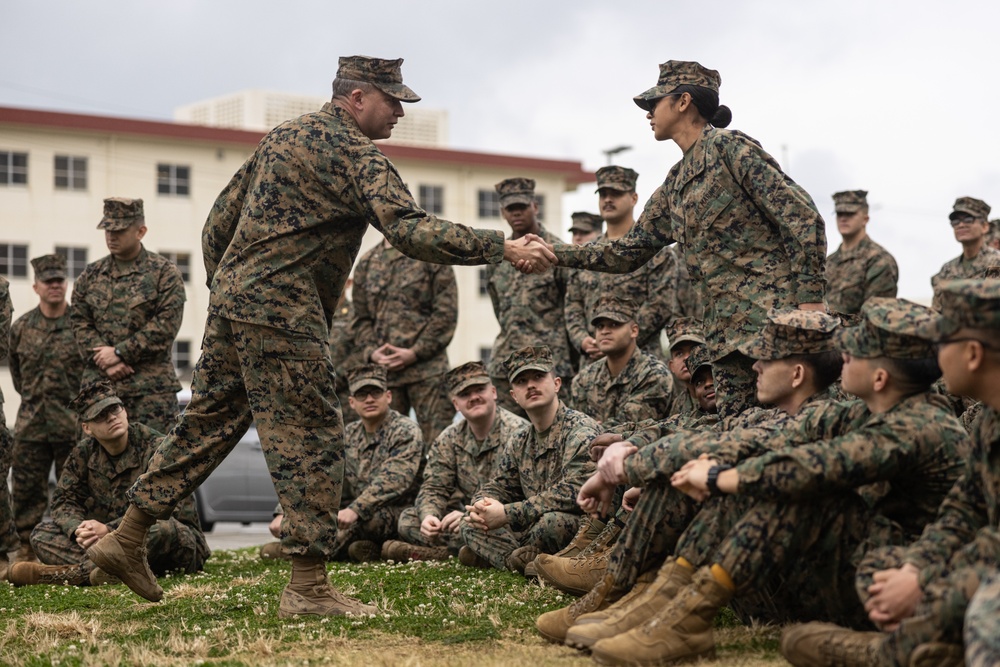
<box><xmin>32</xmin><ymin>412</ymin><xmax>209</xmax><ymax>576</ymax></box>
<box><xmin>554</xmin><ymin>62</ymin><xmax>827</xmax><ymax>420</ymax></box>
<box><xmin>353</xmin><ymin>242</ymin><xmax>458</xmax><ymax>445</ymax></box>
<box><xmin>571</xmin><ymin>349</ymin><xmax>673</xmax><ymax>427</ymax></box>
<box><xmin>398</xmin><ymin>405</ymin><xmax>528</xmax><ymax>551</ymax></box>
<box><xmin>965</xmin><ymin>570</ymin><xmax>1000</xmax><ymax>667</ymax></box>
<box><xmin>931</xmin><ymin>197</ymin><xmax>1000</xmax><ymax>310</ymax></box>
<box><xmin>126</xmin><ymin>68</ymin><xmax>505</xmax><ymax>561</ymax></box>
<box><xmin>0</xmin><ymin>276</ymin><xmax>18</xmax><ymax>555</ymax></box>
<box><xmin>9</xmin><ymin>302</ymin><xmax>81</xmax><ymax>547</ymax></box>
<box><xmin>71</xmin><ymin>200</ymin><xmax>185</xmax><ymax>434</ymax></box>
<box><xmin>329</xmin><ymin>297</ymin><xmax>361</xmax><ymax>422</ymax></box>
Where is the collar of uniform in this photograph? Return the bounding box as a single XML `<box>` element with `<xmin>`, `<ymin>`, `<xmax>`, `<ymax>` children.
<box><xmin>534</xmin><ymin>401</ymin><xmax>567</xmax><ymax>456</ymax></box>
<box><xmin>673</xmin><ymin>125</ymin><xmax>712</xmax><ymax>192</ymax></box>
<box><xmin>321</xmin><ymin>102</ymin><xmax>364</xmax><ymax>133</ymax></box>
<box><xmin>87</xmin><ymin>425</ymin><xmax>143</xmax><ymax>477</ymax></box>
<box><xmin>604</xmin><ymin>350</ymin><xmax>641</xmax><ymax>389</ymax></box>
<box><xmin>460</xmin><ymin>416</ymin><xmax>503</xmax><ymax>457</ymax></box>
<box><xmin>835</xmin><ymin>235</ymin><xmax>873</xmax><ymax>259</ymax></box>
<box><xmin>105</xmin><ymin>245</ymin><xmax>149</xmax><ymax>277</ymax></box>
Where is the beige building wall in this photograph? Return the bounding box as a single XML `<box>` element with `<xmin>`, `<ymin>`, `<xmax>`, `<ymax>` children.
<box><xmin>0</xmin><ymin>106</ymin><xmax>591</xmax><ymax>425</ymax></box>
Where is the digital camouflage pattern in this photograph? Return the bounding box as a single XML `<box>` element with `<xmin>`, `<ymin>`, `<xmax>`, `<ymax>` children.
<box><xmin>352</xmin><ymin>242</ymin><xmax>457</xmax><ymax>443</ymax></box>
<box><xmin>70</xmin><ymin>246</ymin><xmax>184</xmax><ymax>433</ymax></box>
<box><xmin>737</xmin><ymin>308</ymin><xmax>840</xmax><ymax>360</ymax></box>
<box><xmin>570</xmin><ymin>349</ymin><xmax>673</xmax><ymax>427</ymax></box>
<box><xmin>595</xmin><ymin>165</ymin><xmax>639</xmax><ymax>193</ymax></box>
<box><xmin>398</xmin><ymin>407</ymin><xmax>528</xmax><ymax>549</ymax></box>
<box><xmin>950</xmin><ymin>196</ymin><xmax>991</xmax><ymax>220</ymax></box>
<box><xmin>835</xmin><ymin>297</ymin><xmax>937</xmax><ymax>359</ymax></box>
<box><xmin>444</xmin><ymin>361</ymin><xmax>491</xmax><ymax>397</ymax></box>
<box><xmin>554</xmin><ymin>124</ymin><xmax>826</xmax><ymax>417</ymax></box>
<box><xmin>503</xmin><ymin>344</ymin><xmax>555</xmax><ymax>381</ymax></box>
<box><xmin>565</xmin><ymin>242</ymin><xmax>687</xmax><ymax>360</ymax></box>
<box><xmin>328</xmin><ymin>297</ymin><xmax>361</xmax><ymax>422</ymax></box>
<box><xmin>9</xmin><ymin>304</ymin><xmax>82</xmax><ymax>544</ymax></box>
<box><xmin>34</xmin><ymin>422</ymin><xmax>209</xmax><ymax>576</ymax></box>
<box><xmin>460</xmin><ymin>403</ymin><xmax>599</xmax><ymax>569</ymax></box>
<box><xmin>494</xmin><ymin>177</ymin><xmax>536</xmax><ymax>208</ymax></box>
<box><xmin>30</xmin><ymin>253</ymin><xmax>68</xmax><ymax>281</ymax></box>
<box><xmin>633</xmin><ymin>60</ymin><xmax>721</xmax><ymax>110</ymax></box>
<box><xmin>98</xmin><ymin>197</ymin><xmax>144</xmax><ymax>231</ymax></box>
<box><xmin>568</xmin><ymin>212</ymin><xmax>603</xmax><ymax>234</ymax></box>
<box><xmin>335</xmin><ymin>409</ymin><xmax>424</xmax><ymax>553</ymax></box>
<box><xmin>0</xmin><ymin>276</ymin><xmax>17</xmax><ymax>553</ymax></box>
<box><xmin>924</xmin><ymin>278</ymin><xmax>1000</xmax><ymax>337</ymax></box>
<box><xmin>336</xmin><ymin>55</ymin><xmax>420</xmax><ymax>102</ymax></box>
<box><xmin>133</xmin><ymin>99</ymin><xmax>504</xmax><ymax>561</ymax></box>
<box><xmin>965</xmin><ymin>571</ymin><xmax>1000</xmax><ymax>667</ymax></box>
<box><xmin>931</xmin><ymin>246</ymin><xmax>1000</xmax><ymax>311</ymax></box>
<box><xmin>825</xmin><ymin>236</ymin><xmax>899</xmax><ymax>315</ymax></box>
<box><xmin>346</xmin><ymin>363</ymin><xmax>388</xmax><ymax>393</ymax></box>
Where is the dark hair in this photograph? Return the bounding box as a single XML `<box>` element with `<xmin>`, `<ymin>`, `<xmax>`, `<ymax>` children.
<box><xmin>785</xmin><ymin>350</ymin><xmax>844</xmax><ymax>393</ymax></box>
<box><xmin>877</xmin><ymin>356</ymin><xmax>942</xmax><ymax>395</ymax></box>
<box><xmin>672</xmin><ymin>84</ymin><xmax>732</xmax><ymax>128</ymax></box>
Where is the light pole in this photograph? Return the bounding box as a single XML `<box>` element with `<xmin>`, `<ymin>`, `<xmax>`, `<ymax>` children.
<box><xmin>602</xmin><ymin>145</ymin><xmax>632</xmax><ymax>165</ymax></box>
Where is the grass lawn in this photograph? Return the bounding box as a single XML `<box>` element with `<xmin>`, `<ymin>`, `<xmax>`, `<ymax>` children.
<box><xmin>0</xmin><ymin>549</ymin><xmax>788</xmax><ymax>666</ymax></box>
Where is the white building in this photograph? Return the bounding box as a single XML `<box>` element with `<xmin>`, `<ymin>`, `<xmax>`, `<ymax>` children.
<box><xmin>0</xmin><ymin>104</ymin><xmax>592</xmax><ymax>425</ymax></box>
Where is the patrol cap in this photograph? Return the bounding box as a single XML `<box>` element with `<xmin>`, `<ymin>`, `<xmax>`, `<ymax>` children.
<box><xmin>634</xmin><ymin>60</ymin><xmax>721</xmax><ymax>112</ymax></box>
<box><xmin>69</xmin><ymin>380</ymin><xmax>123</xmax><ymax>422</ymax></box>
<box><xmin>568</xmin><ymin>212</ymin><xmax>603</xmax><ymax>234</ymax></box>
<box><xmin>686</xmin><ymin>345</ymin><xmax>714</xmax><ymax>380</ymax></box>
<box><xmin>833</xmin><ymin>190</ymin><xmax>869</xmax><ymax>214</ymax></box>
<box><xmin>738</xmin><ymin>309</ymin><xmax>840</xmax><ymax>361</ymax></box>
<box><xmin>590</xmin><ymin>295</ymin><xmax>638</xmax><ymax>326</ymax></box>
<box><xmin>336</xmin><ymin>55</ymin><xmax>420</xmax><ymax>103</ymax></box>
<box><xmin>445</xmin><ymin>361</ymin><xmax>492</xmax><ymax>397</ymax></box>
<box><xmin>31</xmin><ymin>254</ymin><xmax>67</xmax><ymax>282</ymax></box>
<box><xmin>949</xmin><ymin>197</ymin><xmax>991</xmax><ymax>221</ymax></box>
<box><xmin>920</xmin><ymin>279</ymin><xmax>1000</xmax><ymax>341</ymax></box>
<box><xmin>505</xmin><ymin>345</ymin><xmax>554</xmax><ymax>382</ymax></box>
<box><xmin>495</xmin><ymin>177</ymin><xmax>536</xmax><ymax>209</ymax></box>
<box><xmin>347</xmin><ymin>364</ymin><xmax>388</xmax><ymax>394</ymax></box>
<box><xmin>99</xmin><ymin>197</ymin><xmax>144</xmax><ymax>230</ymax></box>
<box><xmin>595</xmin><ymin>166</ymin><xmax>638</xmax><ymax>193</ymax></box>
<box><xmin>667</xmin><ymin>318</ymin><xmax>707</xmax><ymax>350</ymax></box>
<box><xmin>835</xmin><ymin>297</ymin><xmax>936</xmax><ymax>359</ymax></box>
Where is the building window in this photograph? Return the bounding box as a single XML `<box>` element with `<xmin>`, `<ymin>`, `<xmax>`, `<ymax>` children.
<box><xmin>479</xmin><ymin>347</ymin><xmax>492</xmax><ymax>366</ymax></box>
<box><xmin>160</xmin><ymin>251</ymin><xmax>191</xmax><ymax>282</ymax></box>
<box><xmin>55</xmin><ymin>246</ymin><xmax>88</xmax><ymax>279</ymax></box>
<box><xmin>157</xmin><ymin>164</ymin><xmax>190</xmax><ymax>196</ymax></box>
<box><xmin>418</xmin><ymin>185</ymin><xmax>444</xmax><ymax>215</ymax></box>
<box><xmin>479</xmin><ymin>268</ymin><xmax>489</xmax><ymax>296</ymax></box>
<box><xmin>477</xmin><ymin>189</ymin><xmax>500</xmax><ymax>218</ymax></box>
<box><xmin>535</xmin><ymin>194</ymin><xmax>546</xmax><ymax>221</ymax></box>
<box><xmin>0</xmin><ymin>244</ymin><xmax>29</xmax><ymax>278</ymax></box>
<box><xmin>54</xmin><ymin>155</ymin><xmax>87</xmax><ymax>190</ymax></box>
<box><xmin>0</xmin><ymin>151</ymin><xmax>28</xmax><ymax>186</ymax></box>
<box><xmin>173</xmin><ymin>340</ymin><xmax>192</xmax><ymax>372</ymax></box>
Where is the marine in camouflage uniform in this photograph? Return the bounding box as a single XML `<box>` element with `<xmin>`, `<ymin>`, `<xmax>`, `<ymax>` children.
<box><xmin>9</xmin><ymin>255</ymin><xmax>82</xmax><ymax>558</ymax></box>
<box><xmin>662</xmin><ymin>318</ymin><xmax>706</xmax><ymax>419</ymax></box>
<box><xmin>570</xmin><ymin>296</ymin><xmax>673</xmax><ymax>427</ymax></box>
<box><xmin>567</xmin><ymin>211</ymin><xmax>602</xmax><ymax>246</ymax></box>
<box><xmin>397</xmin><ymin>362</ymin><xmax>528</xmax><ymax>552</ymax></box>
<box><xmin>0</xmin><ymin>276</ymin><xmax>18</xmax><ymax>577</ymax></box>
<box><xmin>564</xmin><ymin>167</ymin><xmax>696</xmax><ymax>365</ymax></box>
<box><xmin>825</xmin><ymin>190</ymin><xmax>898</xmax><ymax>315</ymax></box>
<box><xmin>70</xmin><ymin>198</ymin><xmax>185</xmax><ymax>434</ymax></box>
<box><xmin>353</xmin><ymin>239</ymin><xmax>458</xmax><ymax>445</ymax></box>
<box><xmin>15</xmin><ymin>382</ymin><xmax>208</xmax><ymax>585</ymax></box>
<box><xmin>965</xmin><ymin>571</ymin><xmax>1000</xmax><ymax>667</ymax></box>
<box><xmin>330</xmin><ymin>365</ymin><xmax>423</xmax><ymax>558</ymax></box>
<box><xmin>931</xmin><ymin>197</ymin><xmax>1000</xmax><ymax>310</ymax></box>
<box><xmin>461</xmin><ymin>347</ymin><xmax>599</xmax><ymax>572</ymax></box>
<box><xmin>328</xmin><ymin>283</ymin><xmax>362</xmax><ymax>423</ymax></box>
<box><xmin>550</xmin><ymin>61</ymin><xmax>827</xmax><ymax>420</ymax></box>
<box><xmin>487</xmin><ymin>178</ymin><xmax>574</xmax><ymax>414</ymax></box>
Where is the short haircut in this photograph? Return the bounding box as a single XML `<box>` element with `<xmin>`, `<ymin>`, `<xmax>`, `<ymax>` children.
<box><xmin>784</xmin><ymin>350</ymin><xmax>844</xmax><ymax>393</ymax></box>
<box><xmin>331</xmin><ymin>77</ymin><xmax>377</xmax><ymax>100</ymax></box>
<box><xmin>875</xmin><ymin>356</ymin><xmax>942</xmax><ymax>396</ymax></box>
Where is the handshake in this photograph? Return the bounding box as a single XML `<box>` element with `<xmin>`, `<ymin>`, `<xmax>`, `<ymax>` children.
<box><xmin>503</xmin><ymin>234</ymin><xmax>558</xmax><ymax>274</ymax></box>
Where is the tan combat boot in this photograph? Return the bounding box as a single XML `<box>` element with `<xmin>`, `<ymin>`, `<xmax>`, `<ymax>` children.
<box><xmin>259</xmin><ymin>542</ymin><xmax>291</xmax><ymax>561</ymax></box>
<box><xmin>589</xmin><ymin>566</ymin><xmax>733</xmax><ymax>666</ymax></box>
<box><xmin>15</xmin><ymin>542</ymin><xmax>36</xmax><ymax>563</ymax></box>
<box><xmin>573</xmin><ymin>567</ymin><xmax>659</xmax><ymax>625</ymax></box>
<box><xmin>578</xmin><ymin>515</ymin><xmax>624</xmax><ymax>557</ymax></box>
<box><xmin>909</xmin><ymin>642</ymin><xmax>963</xmax><ymax>667</ymax></box>
<box><xmin>534</xmin><ymin>551</ymin><xmax>609</xmax><ymax>596</ymax></box>
<box><xmin>381</xmin><ymin>540</ymin><xmax>450</xmax><ymax>562</ymax></box>
<box><xmin>278</xmin><ymin>556</ymin><xmax>380</xmax><ymax>618</ymax></box>
<box><xmin>8</xmin><ymin>561</ymin><xmax>89</xmax><ymax>587</ymax></box>
<box><xmin>536</xmin><ymin>573</ymin><xmax>619</xmax><ymax>644</ymax></box>
<box><xmin>89</xmin><ymin>567</ymin><xmax>122</xmax><ymax>586</ymax></box>
<box><xmin>458</xmin><ymin>546</ymin><xmax>491</xmax><ymax>569</ymax></box>
<box><xmin>346</xmin><ymin>540</ymin><xmax>380</xmax><ymax>563</ymax></box>
<box><xmin>781</xmin><ymin>622</ymin><xmax>882</xmax><ymax>666</ymax></box>
<box><xmin>564</xmin><ymin>558</ymin><xmax>693</xmax><ymax>650</ymax></box>
<box><xmin>526</xmin><ymin>516</ymin><xmax>606</xmax><ymax>577</ymax></box>
<box><xmin>86</xmin><ymin>505</ymin><xmax>163</xmax><ymax>602</ymax></box>
<box><xmin>506</xmin><ymin>545</ymin><xmax>539</xmax><ymax>575</ymax></box>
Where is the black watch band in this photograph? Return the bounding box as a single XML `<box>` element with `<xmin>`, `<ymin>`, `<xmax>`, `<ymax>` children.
<box><xmin>706</xmin><ymin>464</ymin><xmax>734</xmax><ymax>496</ymax></box>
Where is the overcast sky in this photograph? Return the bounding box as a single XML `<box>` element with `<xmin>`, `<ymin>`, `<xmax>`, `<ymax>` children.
<box><xmin>4</xmin><ymin>0</ymin><xmax>999</xmax><ymax>300</ymax></box>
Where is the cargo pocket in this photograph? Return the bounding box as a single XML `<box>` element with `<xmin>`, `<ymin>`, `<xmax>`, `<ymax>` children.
<box><xmin>262</xmin><ymin>335</ymin><xmax>339</xmax><ymax>426</ymax></box>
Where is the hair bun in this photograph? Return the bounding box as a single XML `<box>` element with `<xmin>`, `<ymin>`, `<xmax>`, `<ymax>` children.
<box><xmin>712</xmin><ymin>105</ymin><xmax>732</xmax><ymax>128</ymax></box>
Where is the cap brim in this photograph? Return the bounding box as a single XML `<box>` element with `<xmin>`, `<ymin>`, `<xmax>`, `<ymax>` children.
<box><xmin>449</xmin><ymin>376</ymin><xmax>491</xmax><ymax>397</ymax></box>
<box><xmin>669</xmin><ymin>335</ymin><xmax>706</xmax><ymax>349</ymax></box>
<box><xmin>98</xmin><ymin>220</ymin><xmax>139</xmax><ymax>230</ymax></box>
<box><xmin>377</xmin><ymin>82</ymin><xmax>421</xmax><ymax>103</ymax></box>
<box><xmin>36</xmin><ymin>270</ymin><xmax>67</xmax><ymax>281</ymax></box>
<box><xmin>509</xmin><ymin>363</ymin><xmax>552</xmax><ymax>382</ymax></box>
<box><xmin>737</xmin><ymin>336</ymin><xmax>776</xmax><ymax>361</ymax></box>
<box><xmin>835</xmin><ymin>205</ymin><xmax>862</xmax><ymax>214</ymax></box>
<box><xmin>82</xmin><ymin>396</ymin><xmax>123</xmax><ymax>422</ymax></box>
<box><xmin>590</xmin><ymin>312</ymin><xmax>630</xmax><ymax>327</ymax></box>
<box><xmin>915</xmin><ymin>313</ymin><xmax>962</xmax><ymax>343</ymax></box>
<box><xmin>834</xmin><ymin>326</ymin><xmax>869</xmax><ymax>357</ymax></box>
<box><xmin>633</xmin><ymin>85</ymin><xmax>670</xmax><ymax>111</ymax></box>
<box><xmin>349</xmin><ymin>380</ymin><xmax>387</xmax><ymax>394</ymax></box>
<box><xmin>595</xmin><ymin>183</ymin><xmax>631</xmax><ymax>193</ymax></box>
<box><xmin>500</xmin><ymin>195</ymin><xmax>534</xmax><ymax>208</ymax></box>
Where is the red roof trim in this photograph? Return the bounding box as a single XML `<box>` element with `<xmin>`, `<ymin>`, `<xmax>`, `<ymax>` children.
<box><xmin>0</xmin><ymin>105</ymin><xmax>593</xmax><ymax>184</ymax></box>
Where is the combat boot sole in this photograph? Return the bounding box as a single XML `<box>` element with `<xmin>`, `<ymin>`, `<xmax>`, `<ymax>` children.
<box><xmin>536</xmin><ymin>573</ymin><xmax>617</xmax><ymax>644</ymax></box>
<box><xmin>278</xmin><ymin>583</ymin><xmax>379</xmax><ymax>618</ymax></box>
<box><xmin>87</xmin><ymin>532</ymin><xmax>163</xmax><ymax>602</ymax></box>
<box><xmin>8</xmin><ymin>561</ymin><xmax>89</xmax><ymax>587</ymax></box>
<box><xmin>381</xmin><ymin>540</ymin><xmax>450</xmax><ymax>562</ymax></box>
<box><xmin>781</xmin><ymin>622</ymin><xmax>882</xmax><ymax>667</ymax></box>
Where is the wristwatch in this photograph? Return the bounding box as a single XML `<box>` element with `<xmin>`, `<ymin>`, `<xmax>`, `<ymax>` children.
<box><xmin>114</xmin><ymin>348</ymin><xmax>123</xmax><ymax>359</ymax></box>
<box><xmin>706</xmin><ymin>464</ymin><xmax>734</xmax><ymax>496</ymax></box>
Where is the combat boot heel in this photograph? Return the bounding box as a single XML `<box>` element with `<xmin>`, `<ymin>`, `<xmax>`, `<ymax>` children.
<box><xmin>574</xmin><ymin>567</ymin><xmax>659</xmax><ymax>625</ymax></box>
<box><xmin>536</xmin><ymin>573</ymin><xmax>619</xmax><ymax>644</ymax></box>
<box><xmin>8</xmin><ymin>561</ymin><xmax>89</xmax><ymax>586</ymax></box>
<box><xmin>535</xmin><ymin>551</ymin><xmax>609</xmax><ymax>596</ymax></box>
<box><xmin>86</xmin><ymin>505</ymin><xmax>162</xmax><ymax>602</ymax></box>
<box><xmin>279</xmin><ymin>555</ymin><xmax>379</xmax><ymax>618</ymax></box>
<box><xmin>527</xmin><ymin>516</ymin><xmax>607</xmax><ymax>577</ymax></box>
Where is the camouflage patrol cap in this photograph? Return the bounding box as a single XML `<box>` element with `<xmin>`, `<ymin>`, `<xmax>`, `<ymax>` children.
<box><xmin>504</xmin><ymin>345</ymin><xmax>554</xmax><ymax>382</ymax></box>
<box><xmin>347</xmin><ymin>364</ymin><xmax>388</xmax><ymax>394</ymax></box>
<box><xmin>949</xmin><ymin>197</ymin><xmax>991</xmax><ymax>221</ymax></box>
<box><xmin>99</xmin><ymin>197</ymin><xmax>144</xmax><ymax>230</ymax></box>
<box><xmin>833</xmin><ymin>190</ymin><xmax>869</xmax><ymax>214</ymax></box>
<box><xmin>590</xmin><ymin>295</ymin><xmax>638</xmax><ymax>326</ymax></box>
<box><xmin>336</xmin><ymin>55</ymin><xmax>420</xmax><ymax>103</ymax></box>
<box><xmin>686</xmin><ymin>345</ymin><xmax>714</xmax><ymax>380</ymax></box>
<box><xmin>445</xmin><ymin>361</ymin><xmax>492</xmax><ymax>397</ymax></box>
<box><xmin>569</xmin><ymin>212</ymin><xmax>603</xmax><ymax>234</ymax></box>
<box><xmin>30</xmin><ymin>254</ymin><xmax>67</xmax><ymax>281</ymax></box>
<box><xmin>738</xmin><ymin>309</ymin><xmax>840</xmax><ymax>361</ymax></box>
<box><xmin>836</xmin><ymin>297</ymin><xmax>936</xmax><ymax>359</ymax></box>
<box><xmin>69</xmin><ymin>380</ymin><xmax>123</xmax><ymax>422</ymax></box>
<box><xmin>920</xmin><ymin>279</ymin><xmax>1000</xmax><ymax>340</ymax></box>
<box><xmin>495</xmin><ymin>177</ymin><xmax>536</xmax><ymax>208</ymax></box>
<box><xmin>667</xmin><ymin>317</ymin><xmax>707</xmax><ymax>350</ymax></box>
<box><xmin>595</xmin><ymin>166</ymin><xmax>639</xmax><ymax>193</ymax></box>
<box><xmin>634</xmin><ymin>60</ymin><xmax>721</xmax><ymax>112</ymax></box>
